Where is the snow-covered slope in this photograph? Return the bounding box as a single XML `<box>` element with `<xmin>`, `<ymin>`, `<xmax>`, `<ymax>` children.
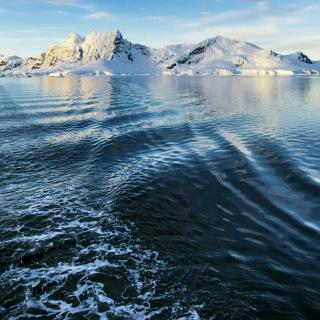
<box><xmin>22</xmin><ymin>30</ymin><xmax>159</xmax><ymax>76</ymax></box>
<box><xmin>158</xmin><ymin>37</ymin><xmax>320</xmax><ymax>76</ymax></box>
<box><xmin>0</xmin><ymin>55</ymin><xmax>23</xmax><ymax>76</ymax></box>
<box><xmin>2</xmin><ymin>31</ymin><xmax>320</xmax><ymax>77</ymax></box>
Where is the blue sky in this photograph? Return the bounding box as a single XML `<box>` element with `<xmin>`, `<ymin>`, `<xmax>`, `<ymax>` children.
<box><xmin>0</xmin><ymin>0</ymin><xmax>319</xmax><ymax>59</ymax></box>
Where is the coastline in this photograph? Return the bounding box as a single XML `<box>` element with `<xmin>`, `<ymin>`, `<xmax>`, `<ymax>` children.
<box><xmin>2</xmin><ymin>72</ymin><xmax>320</xmax><ymax>78</ymax></box>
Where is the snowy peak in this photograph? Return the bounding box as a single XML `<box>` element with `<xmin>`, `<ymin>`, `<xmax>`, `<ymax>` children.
<box><xmin>160</xmin><ymin>36</ymin><xmax>265</xmax><ymax>72</ymax></box>
<box><xmin>64</xmin><ymin>33</ymin><xmax>83</xmax><ymax>49</ymax></box>
<box><xmin>200</xmin><ymin>36</ymin><xmax>259</xmax><ymax>51</ymax></box>
<box><xmin>44</xmin><ymin>34</ymin><xmax>83</xmax><ymax>66</ymax></box>
<box><xmin>284</xmin><ymin>51</ymin><xmax>313</xmax><ymax>64</ymax></box>
<box><xmin>80</xmin><ymin>30</ymin><xmax>152</xmax><ymax>63</ymax></box>
<box><xmin>82</xmin><ymin>30</ymin><xmax>124</xmax><ymax>61</ymax></box>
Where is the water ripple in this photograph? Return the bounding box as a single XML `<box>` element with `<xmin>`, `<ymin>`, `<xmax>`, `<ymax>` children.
<box><xmin>1</xmin><ymin>76</ymin><xmax>320</xmax><ymax>319</ymax></box>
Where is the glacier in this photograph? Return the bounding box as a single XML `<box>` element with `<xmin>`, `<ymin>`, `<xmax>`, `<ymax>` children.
<box><xmin>1</xmin><ymin>30</ymin><xmax>319</xmax><ymax>77</ymax></box>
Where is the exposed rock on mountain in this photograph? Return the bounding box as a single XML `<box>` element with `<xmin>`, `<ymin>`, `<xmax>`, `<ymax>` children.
<box><xmin>286</xmin><ymin>51</ymin><xmax>313</xmax><ymax>64</ymax></box>
<box><xmin>26</xmin><ymin>54</ymin><xmax>46</xmax><ymax>70</ymax></box>
<box><xmin>297</xmin><ymin>51</ymin><xmax>313</xmax><ymax>64</ymax></box>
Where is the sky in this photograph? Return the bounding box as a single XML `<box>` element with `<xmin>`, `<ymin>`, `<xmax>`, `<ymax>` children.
<box><xmin>0</xmin><ymin>0</ymin><xmax>319</xmax><ymax>60</ymax></box>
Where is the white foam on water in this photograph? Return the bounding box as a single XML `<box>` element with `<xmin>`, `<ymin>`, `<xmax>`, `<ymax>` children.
<box><xmin>1</xmin><ymin>189</ymin><xmax>202</xmax><ymax>319</ymax></box>
<box><xmin>2</xmin><ymin>214</ymin><xmax>164</xmax><ymax>318</ymax></box>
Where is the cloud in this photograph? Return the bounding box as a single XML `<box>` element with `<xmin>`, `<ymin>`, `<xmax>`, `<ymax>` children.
<box><xmin>49</xmin><ymin>0</ymin><xmax>94</xmax><ymax>11</ymax></box>
<box><xmin>263</xmin><ymin>16</ymin><xmax>301</xmax><ymax>26</ymax></box>
<box><xmin>180</xmin><ymin>24</ymin><xmax>278</xmax><ymax>43</ymax></box>
<box><xmin>299</xmin><ymin>4</ymin><xmax>320</xmax><ymax>13</ymax></box>
<box><xmin>84</xmin><ymin>11</ymin><xmax>115</xmax><ymax>20</ymax></box>
<box><xmin>155</xmin><ymin>1</ymin><xmax>316</xmax><ymax>46</ymax></box>
<box><xmin>248</xmin><ymin>0</ymin><xmax>268</xmax><ymax>4</ymax></box>
<box><xmin>143</xmin><ymin>15</ymin><xmax>179</xmax><ymax>23</ymax></box>
<box><xmin>276</xmin><ymin>39</ymin><xmax>320</xmax><ymax>52</ymax></box>
<box><xmin>142</xmin><ymin>2</ymin><xmax>270</xmax><ymax>30</ymax></box>
<box><xmin>183</xmin><ymin>8</ymin><xmax>263</xmax><ymax>28</ymax></box>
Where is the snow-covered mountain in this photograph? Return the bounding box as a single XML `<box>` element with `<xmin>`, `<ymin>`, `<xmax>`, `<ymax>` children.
<box><xmin>0</xmin><ymin>55</ymin><xmax>23</xmax><ymax>75</ymax></box>
<box><xmin>21</xmin><ymin>30</ymin><xmax>158</xmax><ymax>76</ymax></box>
<box><xmin>1</xmin><ymin>30</ymin><xmax>320</xmax><ymax>77</ymax></box>
<box><xmin>156</xmin><ymin>37</ymin><xmax>320</xmax><ymax>76</ymax></box>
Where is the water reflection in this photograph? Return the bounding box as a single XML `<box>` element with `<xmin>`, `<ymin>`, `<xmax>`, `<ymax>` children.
<box><xmin>0</xmin><ymin>75</ymin><xmax>319</xmax><ymax>319</ymax></box>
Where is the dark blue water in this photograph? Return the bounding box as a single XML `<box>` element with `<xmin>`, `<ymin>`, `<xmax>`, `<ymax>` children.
<box><xmin>0</xmin><ymin>76</ymin><xmax>320</xmax><ymax>320</ymax></box>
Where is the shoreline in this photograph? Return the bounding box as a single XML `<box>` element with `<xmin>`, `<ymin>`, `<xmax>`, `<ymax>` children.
<box><xmin>2</xmin><ymin>71</ymin><xmax>320</xmax><ymax>78</ymax></box>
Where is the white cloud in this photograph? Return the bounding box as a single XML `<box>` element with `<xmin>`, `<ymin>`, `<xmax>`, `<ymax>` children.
<box><xmin>84</xmin><ymin>11</ymin><xmax>115</xmax><ymax>20</ymax></box>
<box><xmin>276</xmin><ymin>39</ymin><xmax>320</xmax><ymax>52</ymax></box>
<box><xmin>259</xmin><ymin>16</ymin><xmax>302</xmax><ymax>27</ymax></box>
<box><xmin>299</xmin><ymin>4</ymin><xmax>320</xmax><ymax>13</ymax></box>
<box><xmin>143</xmin><ymin>15</ymin><xmax>179</xmax><ymax>23</ymax></box>
<box><xmin>49</xmin><ymin>0</ymin><xmax>94</xmax><ymax>11</ymax></box>
<box><xmin>180</xmin><ymin>24</ymin><xmax>278</xmax><ymax>43</ymax></box>
<box><xmin>183</xmin><ymin>8</ymin><xmax>262</xmax><ymax>28</ymax></box>
<box><xmin>142</xmin><ymin>1</ymin><xmax>317</xmax><ymax>53</ymax></box>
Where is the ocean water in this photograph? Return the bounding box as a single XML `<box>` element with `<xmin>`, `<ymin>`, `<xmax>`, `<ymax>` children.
<box><xmin>0</xmin><ymin>76</ymin><xmax>319</xmax><ymax>320</ymax></box>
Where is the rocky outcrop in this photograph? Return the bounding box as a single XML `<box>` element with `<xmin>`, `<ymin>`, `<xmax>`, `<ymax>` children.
<box><xmin>297</xmin><ymin>51</ymin><xmax>313</xmax><ymax>64</ymax></box>
<box><xmin>25</xmin><ymin>54</ymin><xmax>46</xmax><ymax>70</ymax></box>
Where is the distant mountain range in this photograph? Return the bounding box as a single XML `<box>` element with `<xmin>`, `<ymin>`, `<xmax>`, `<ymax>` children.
<box><xmin>1</xmin><ymin>30</ymin><xmax>319</xmax><ymax>77</ymax></box>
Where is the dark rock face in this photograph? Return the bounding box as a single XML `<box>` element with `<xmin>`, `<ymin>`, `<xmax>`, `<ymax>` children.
<box><xmin>127</xmin><ymin>52</ymin><xmax>133</xmax><ymax>62</ymax></box>
<box><xmin>177</xmin><ymin>56</ymin><xmax>189</xmax><ymax>65</ymax></box>
<box><xmin>298</xmin><ymin>52</ymin><xmax>313</xmax><ymax>64</ymax></box>
<box><xmin>177</xmin><ymin>43</ymin><xmax>211</xmax><ymax>65</ymax></box>
<box><xmin>26</xmin><ymin>53</ymin><xmax>45</xmax><ymax>70</ymax></box>
<box><xmin>167</xmin><ymin>63</ymin><xmax>177</xmax><ymax>70</ymax></box>
<box><xmin>79</xmin><ymin>48</ymin><xmax>84</xmax><ymax>61</ymax></box>
<box><xmin>190</xmin><ymin>45</ymin><xmax>207</xmax><ymax>56</ymax></box>
<box><xmin>113</xmin><ymin>32</ymin><xmax>124</xmax><ymax>54</ymax></box>
<box><xmin>235</xmin><ymin>59</ymin><xmax>245</xmax><ymax>67</ymax></box>
<box><xmin>134</xmin><ymin>44</ymin><xmax>151</xmax><ymax>57</ymax></box>
<box><xmin>270</xmin><ymin>50</ymin><xmax>280</xmax><ymax>57</ymax></box>
<box><xmin>112</xmin><ymin>32</ymin><xmax>135</xmax><ymax>62</ymax></box>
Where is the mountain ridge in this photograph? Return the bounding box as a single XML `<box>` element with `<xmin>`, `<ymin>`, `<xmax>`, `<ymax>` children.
<box><xmin>1</xmin><ymin>30</ymin><xmax>319</xmax><ymax>77</ymax></box>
